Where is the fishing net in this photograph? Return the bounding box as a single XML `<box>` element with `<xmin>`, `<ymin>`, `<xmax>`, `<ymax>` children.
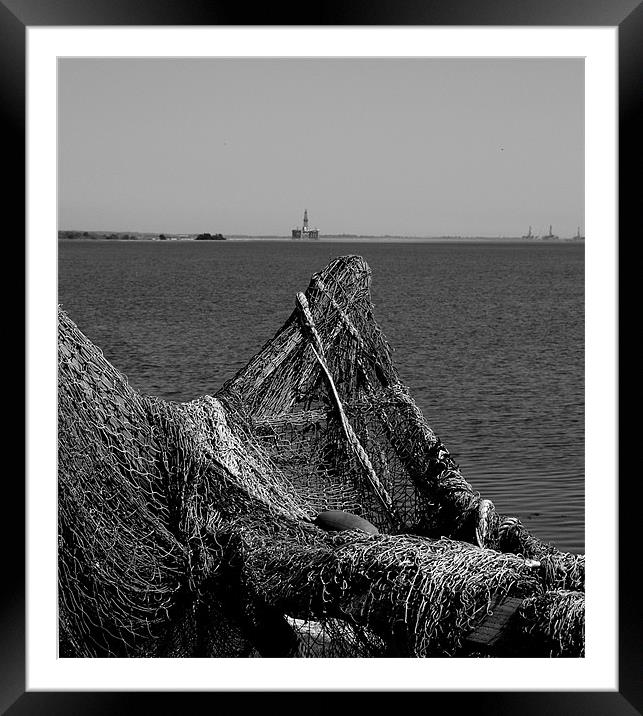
<box><xmin>58</xmin><ymin>255</ymin><xmax>584</xmax><ymax>658</ymax></box>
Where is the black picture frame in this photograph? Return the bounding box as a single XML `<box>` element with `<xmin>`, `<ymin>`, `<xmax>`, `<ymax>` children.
<box><xmin>7</xmin><ymin>0</ymin><xmax>634</xmax><ymax>713</ymax></box>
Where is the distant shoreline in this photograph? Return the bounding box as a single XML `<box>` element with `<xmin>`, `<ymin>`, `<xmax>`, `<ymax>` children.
<box><xmin>58</xmin><ymin>232</ymin><xmax>584</xmax><ymax>244</ymax></box>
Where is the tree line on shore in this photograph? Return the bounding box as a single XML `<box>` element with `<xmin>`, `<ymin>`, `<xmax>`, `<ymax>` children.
<box><xmin>58</xmin><ymin>230</ymin><xmax>227</xmax><ymax>241</ymax></box>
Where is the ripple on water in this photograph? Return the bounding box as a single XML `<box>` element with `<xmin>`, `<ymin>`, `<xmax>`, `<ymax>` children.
<box><xmin>58</xmin><ymin>240</ymin><xmax>585</xmax><ymax>552</ymax></box>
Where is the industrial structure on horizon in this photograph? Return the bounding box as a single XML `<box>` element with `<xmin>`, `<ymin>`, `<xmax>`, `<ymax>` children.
<box><xmin>291</xmin><ymin>209</ymin><xmax>319</xmax><ymax>239</ymax></box>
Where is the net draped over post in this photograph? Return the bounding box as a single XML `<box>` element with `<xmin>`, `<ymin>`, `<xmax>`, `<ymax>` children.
<box><xmin>58</xmin><ymin>255</ymin><xmax>584</xmax><ymax>658</ymax></box>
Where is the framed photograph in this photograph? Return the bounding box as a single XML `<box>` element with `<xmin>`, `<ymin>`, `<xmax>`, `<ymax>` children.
<box><xmin>10</xmin><ymin>0</ymin><xmax>633</xmax><ymax>712</ymax></box>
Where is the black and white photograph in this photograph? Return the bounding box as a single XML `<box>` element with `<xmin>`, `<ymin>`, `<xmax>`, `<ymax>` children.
<box><xmin>1</xmin><ymin>6</ymin><xmax>628</xmax><ymax>706</ymax></box>
<box><xmin>0</xmin><ymin>0</ymin><xmax>632</xmax><ymax>703</ymax></box>
<box><xmin>56</xmin><ymin>53</ymin><xmax>588</xmax><ymax>661</ymax></box>
<box><xmin>7</xmin><ymin>13</ymin><xmax>630</xmax><ymax>707</ymax></box>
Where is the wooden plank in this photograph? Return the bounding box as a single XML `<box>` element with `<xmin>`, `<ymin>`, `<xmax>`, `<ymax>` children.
<box><xmin>466</xmin><ymin>596</ymin><xmax>524</xmax><ymax>647</ymax></box>
<box><xmin>470</xmin><ymin>625</ymin><xmax>502</xmax><ymax>637</ymax></box>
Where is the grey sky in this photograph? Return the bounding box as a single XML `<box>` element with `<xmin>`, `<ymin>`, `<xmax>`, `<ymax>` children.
<box><xmin>58</xmin><ymin>58</ymin><xmax>583</xmax><ymax>236</ymax></box>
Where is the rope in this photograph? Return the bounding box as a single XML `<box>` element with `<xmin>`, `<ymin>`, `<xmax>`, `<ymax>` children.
<box><xmin>295</xmin><ymin>291</ymin><xmax>401</xmax><ymax>528</ymax></box>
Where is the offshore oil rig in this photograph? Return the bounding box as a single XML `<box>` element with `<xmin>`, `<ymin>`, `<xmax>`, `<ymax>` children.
<box><xmin>292</xmin><ymin>209</ymin><xmax>319</xmax><ymax>239</ymax></box>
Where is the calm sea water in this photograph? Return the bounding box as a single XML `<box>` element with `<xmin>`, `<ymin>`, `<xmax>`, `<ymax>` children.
<box><xmin>58</xmin><ymin>240</ymin><xmax>584</xmax><ymax>553</ymax></box>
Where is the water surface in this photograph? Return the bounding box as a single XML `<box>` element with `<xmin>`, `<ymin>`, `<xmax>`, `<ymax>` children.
<box><xmin>58</xmin><ymin>240</ymin><xmax>584</xmax><ymax>552</ymax></box>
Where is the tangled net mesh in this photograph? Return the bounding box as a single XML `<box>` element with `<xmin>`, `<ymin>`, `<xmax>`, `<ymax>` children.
<box><xmin>58</xmin><ymin>255</ymin><xmax>584</xmax><ymax>658</ymax></box>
